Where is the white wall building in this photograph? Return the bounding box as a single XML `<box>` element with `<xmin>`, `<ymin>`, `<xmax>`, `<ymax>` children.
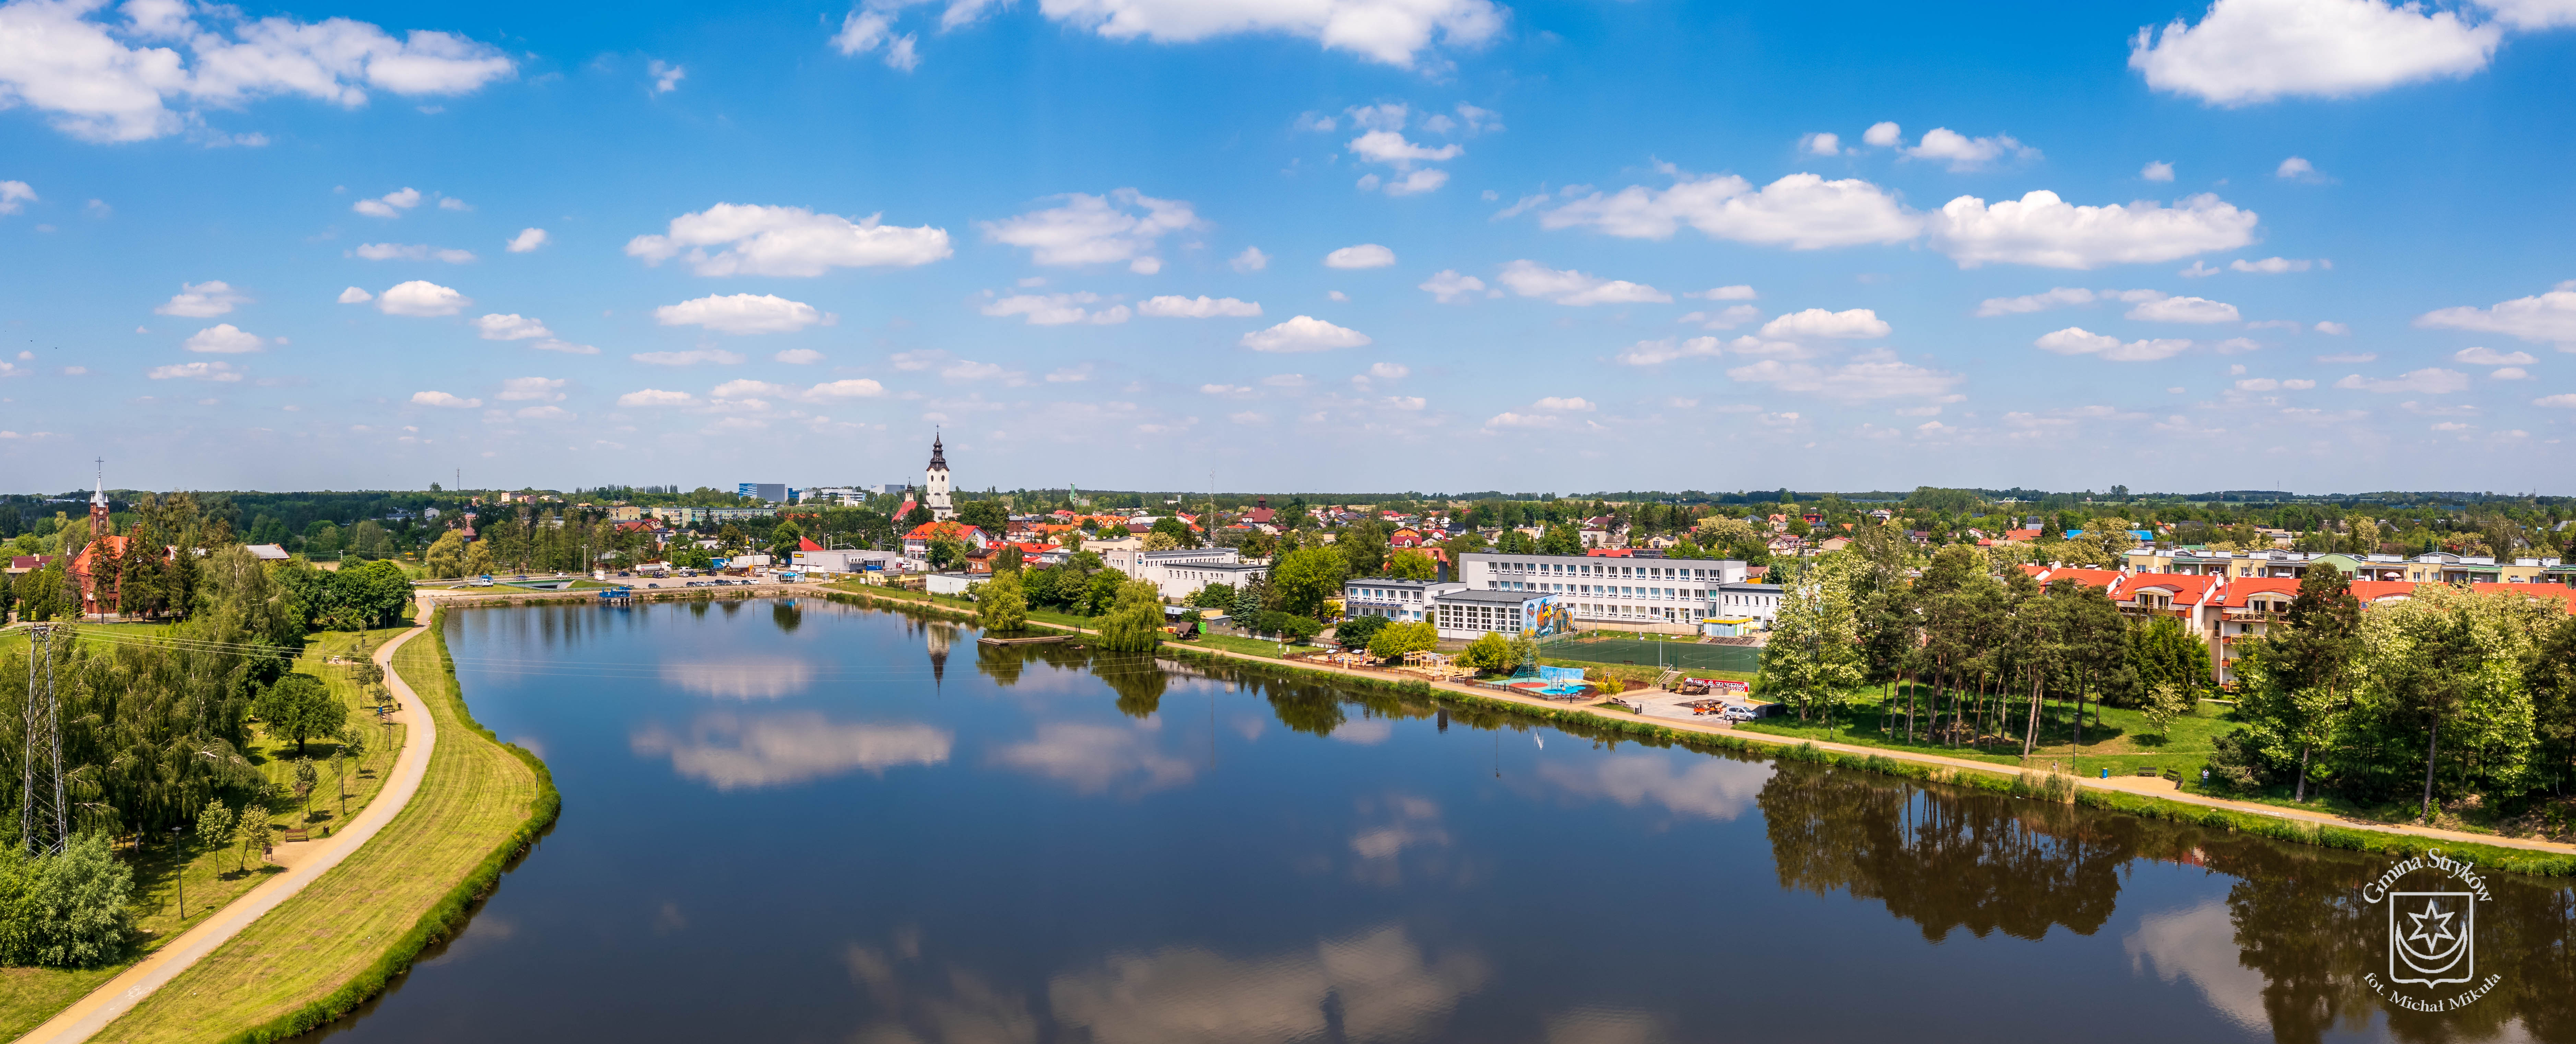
<box><xmin>1709</xmin><ymin>582</ymin><xmax>1784</xmax><ymax>627</ymax></box>
<box><xmin>1455</xmin><ymin>552</ymin><xmax>1748</xmax><ymax>634</ymax></box>
<box><xmin>1341</xmin><ymin>578</ymin><xmax>1463</xmax><ymax>624</ymax></box>
<box><xmin>1431</xmin><ymin>589</ymin><xmax>1561</xmax><ymax>641</ymax></box>
<box><xmin>1100</xmin><ymin>546</ymin><xmax>1270</xmax><ymax>601</ymax></box>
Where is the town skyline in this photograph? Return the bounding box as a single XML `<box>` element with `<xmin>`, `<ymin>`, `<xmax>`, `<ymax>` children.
<box><xmin>4</xmin><ymin>1</ymin><xmax>2574</xmax><ymax>493</ymax></box>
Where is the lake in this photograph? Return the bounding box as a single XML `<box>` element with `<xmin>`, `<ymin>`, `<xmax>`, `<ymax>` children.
<box><xmin>299</xmin><ymin>598</ymin><xmax>2574</xmax><ymax>1044</ymax></box>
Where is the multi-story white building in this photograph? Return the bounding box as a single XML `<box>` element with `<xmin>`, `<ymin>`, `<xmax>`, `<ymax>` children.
<box><xmin>1101</xmin><ymin>546</ymin><xmax>1269</xmax><ymax>601</ymax></box>
<box><xmin>1455</xmin><ymin>552</ymin><xmax>1749</xmax><ymax>634</ymax></box>
<box><xmin>1710</xmin><ymin>582</ymin><xmax>1785</xmax><ymax>627</ymax></box>
<box><xmin>1341</xmin><ymin>578</ymin><xmax>1462</xmax><ymax>624</ymax></box>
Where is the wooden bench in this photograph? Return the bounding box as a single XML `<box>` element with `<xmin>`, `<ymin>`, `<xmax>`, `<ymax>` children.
<box><xmin>281</xmin><ymin>828</ymin><xmax>310</xmax><ymax>843</ymax></box>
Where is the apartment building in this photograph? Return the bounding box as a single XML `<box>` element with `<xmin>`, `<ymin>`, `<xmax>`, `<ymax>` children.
<box><xmin>2123</xmin><ymin>547</ymin><xmax>2568</xmax><ymax>585</ymax></box>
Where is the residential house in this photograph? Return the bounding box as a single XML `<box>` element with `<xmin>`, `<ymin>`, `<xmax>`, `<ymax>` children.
<box><xmin>901</xmin><ymin>521</ymin><xmax>997</xmax><ymax>563</ymax></box>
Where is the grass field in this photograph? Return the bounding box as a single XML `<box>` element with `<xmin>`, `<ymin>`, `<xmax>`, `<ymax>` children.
<box><xmin>1186</xmin><ymin>633</ymin><xmax>1324</xmax><ymax>659</ymax></box>
<box><xmin>1734</xmin><ymin>682</ymin><xmax>2238</xmax><ymax>780</ymax></box>
<box><xmin>97</xmin><ymin>613</ymin><xmax>551</xmax><ymax>1043</ymax></box>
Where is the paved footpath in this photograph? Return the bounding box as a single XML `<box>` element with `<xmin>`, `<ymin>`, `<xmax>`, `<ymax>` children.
<box><xmin>14</xmin><ymin>601</ymin><xmax>444</xmax><ymax>1044</ymax></box>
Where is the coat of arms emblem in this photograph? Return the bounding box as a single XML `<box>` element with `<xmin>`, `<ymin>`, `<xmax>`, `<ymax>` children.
<box><xmin>2388</xmin><ymin>891</ymin><xmax>2475</xmax><ymax>988</ymax></box>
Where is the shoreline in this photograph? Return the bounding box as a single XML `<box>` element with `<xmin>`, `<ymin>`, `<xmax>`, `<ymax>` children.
<box><xmin>798</xmin><ymin>583</ymin><xmax>2576</xmax><ymax>878</ymax></box>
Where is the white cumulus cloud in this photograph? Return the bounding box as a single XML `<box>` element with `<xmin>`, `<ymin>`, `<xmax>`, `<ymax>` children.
<box><xmin>182</xmin><ymin>323</ymin><xmax>265</xmax><ymax>353</ymax></box>
<box><xmin>980</xmin><ymin>188</ymin><xmax>1196</xmax><ymax>271</ymax></box>
<box><xmin>1034</xmin><ymin>0</ymin><xmax>1504</xmax><ymax>67</ymax></box>
<box><xmin>2415</xmin><ymin>282</ymin><xmax>2576</xmax><ymax>346</ymax></box>
<box><xmin>0</xmin><ymin>180</ymin><xmax>32</xmax><ymax>213</ymax></box>
<box><xmin>1230</xmin><ymin>246</ymin><xmax>1269</xmax><ymax>272</ymax></box>
<box><xmin>2130</xmin><ymin>0</ymin><xmax>2502</xmax><ymax>106</ymax></box>
<box><xmin>2142</xmin><ymin>160</ymin><xmax>2176</xmax><ymax>181</ymax></box>
<box><xmin>1496</xmin><ymin>260</ymin><xmax>1671</xmax><ymax>306</ymax></box>
<box><xmin>473</xmin><ymin>313</ymin><xmax>553</xmax><ymax>340</ymax></box>
<box><xmin>410</xmin><ymin>390</ymin><xmax>480</xmax><ymax>408</ymax></box>
<box><xmin>155</xmin><ymin>280</ymin><xmax>249</xmax><ymax>317</ymax></box>
<box><xmin>352</xmin><ymin>242</ymin><xmax>474</xmax><ymax>263</ymax></box>
<box><xmin>1725</xmin><ymin>349</ymin><xmax>1963</xmax><ymax>399</ymax></box>
<box><xmin>2035</xmin><ymin>326</ymin><xmax>2195</xmax><ymax>362</ymax></box>
<box><xmin>1542</xmin><ymin>172</ymin><xmax>1920</xmax><ymax>250</ymax></box>
<box><xmin>146</xmin><ymin>361</ymin><xmax>240</xmax><ymax>381</ymax></box>
<box><xmin>981</xmin><ymin>292</ymin><xmax>1131</xmax><ymax>325</ymax></box>
<box><xmin>651</xmin><ymin>294</ymin><xmax>829</xmax><ymax>335</ymax></box>
<box><xmin>627</xmin><ymin>203</ymin><xmax>951</xmax><ymax>276</ymax></box>
<box><xmin>1138</xmin><ymin>295</ymin><xmax>1261</xmax><ymax>318</ymax></box>
<box><xmin>1930</xmin><ymin>191</ymin><xmax>2259</xmax><ymax>269</ymax></box>
<box><xmin>1613</xmin><ymin>336</ymin><xmax>1724</xmax><ymax>366</ymax></box>
<box><xmin>506</xmin><ymin>227</ymin><xmax>548</xmax><ymax>253</ymax></box>
<box><xmin>2126</xmin><ymin>295</ymin><xmax>2242</xmax><ymax>323</ymax></box>
<box><xmin>497</xmin><ymin>376</ymin><xmax>566</xmax><ymax>401</ymax></box>
<box><xmin>2455</xmin><ymin>346</ymin><xmax>2538</xmax><ymax>365</ymax></box>
<box><xmin>1324</xmin><ymin>244</ymin><xmax>1397</xmax><ymax>269</ymax></box>
<box><xmin>1903</xmin><ymin>128</ymin><xmax>2040</xmax><ymax>171</ymax></box>
<box><xmin>336</xmin><ymin>286</ymin><xmax>373</xmax><ymax>304</ymax></box>
<box><xmin>374</xmin><ymin>280</ymin><xmax>470</xmax><ymax>317</ymax></box>
<box><xmin>774</xmin><ymin>348</ymin><xmax>825</xmax><ymax>364</ymax></box>
<box><xmin>1759</xmin><ymin>308</ymin><xmax>1890</xmax><ymax>340</ymax></box>
<box><xmin>352</xmin><ymin>187</ymin><xmax>422</xmax><ymax>218</ymax></box>
<box><xmin>1418</xmin><ymin>270</ymin><xmax>1487</xmax><ymax>304</ymax></box>
<box><xmin>2337</xmin><ymin>368</ymin><xmax>2471</xmax><ymax>393</ymax></box>
<box><xmin>1241</xmin><ymin>316</ymin><xmax>1371</xmax><ymax>353</ymax></box>
<box><xmin>617</xmin><ymin>389</ymin><xmax>697</xmax><ymax>407</ymax></box>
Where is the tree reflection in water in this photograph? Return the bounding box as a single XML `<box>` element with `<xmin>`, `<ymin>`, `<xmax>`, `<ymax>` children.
<box><xmin>772</xmin><ymin>600</ymin><xmax>802</xmax><ymax>634</ymax></box>
<box><xmin>1757</xmin><ymin>762</ymin><xmax>2576</xmax><ymax>1043</ymax></box>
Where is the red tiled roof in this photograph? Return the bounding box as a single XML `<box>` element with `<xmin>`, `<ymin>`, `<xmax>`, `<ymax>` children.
<box><xmin>2214</xmin><ymin>577</ymin><xmax>2301</xmax><ymax>608</ymax></box>
<box><xmin>2041</xmin><ymin>568</ymin><xmax>2122</xmax><ymax>591</ymax></box>
<box><xmin>2112</xmin><ymin>572</ymin><xmax>2220</xmax><ymax>604</ymax></box>
<box><xmin>2346</xmin><ymin>580</ymin><xmax>2424</xmax><ymax>604</ymax></box>
<box><xmin>799</xmin><ymin>536</ymin><xmax>824</xmax><ymax>551</ymax></box>
<box><xmin>2471</xmin><ymin>582</ymin><xmax>2576</xmax><ymax>614</ymax></box>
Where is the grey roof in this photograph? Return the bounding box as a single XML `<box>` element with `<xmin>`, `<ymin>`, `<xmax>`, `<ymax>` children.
<box><xmin>1716</xmin><ymin>582</ymin><xmax>1783</xmax><ymax>593</ymax></box>
<box><xmin>1438</xmin><ymin>588</ymin><xmax>1546</xmax><ymax>605</ymax></box>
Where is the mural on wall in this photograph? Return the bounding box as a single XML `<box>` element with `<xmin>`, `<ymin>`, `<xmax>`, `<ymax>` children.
<box><xmin>1530</xmin><ymin>597</ymin><xmax>1572</xmax><ymax>639</ymax></box>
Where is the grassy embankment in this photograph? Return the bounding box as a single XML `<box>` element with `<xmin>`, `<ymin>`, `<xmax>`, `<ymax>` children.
<box><xmin>0</xmin><ymin>626</ymin><xmax>413</xmax><ymax>1040</ymax></box>
<box><xmin>96</xmin><ymin>610</ymin><xmax>556</xmax><ymax>1044</ymax></box>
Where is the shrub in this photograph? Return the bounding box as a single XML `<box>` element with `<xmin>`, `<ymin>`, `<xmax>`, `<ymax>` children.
<box><xmin>1336</xmin><ymin>614</ymin><xmax>1390</xmax><ymax>650</ymax></box>
<box><xmin>0</xmin><ymin>834</ymin><xmax>135</xmax><ymax>967</ymax></box>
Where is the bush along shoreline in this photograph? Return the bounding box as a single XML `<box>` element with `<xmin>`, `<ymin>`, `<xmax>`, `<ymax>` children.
<box><xmin>215</xmin><ymin>606</ymin><xmax>561</xmax><ymax>1044</ymax></box>
<box><xmin>800</xmin><ymin>585</ymin><xmax>2576</xmax><ymax>880</ymax></box>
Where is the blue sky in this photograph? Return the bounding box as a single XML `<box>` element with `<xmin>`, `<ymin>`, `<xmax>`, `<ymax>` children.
<box><xmin>4</xmin><ymin>0</ymin><xmax>2575</xmax><ymax>495</ymax></box>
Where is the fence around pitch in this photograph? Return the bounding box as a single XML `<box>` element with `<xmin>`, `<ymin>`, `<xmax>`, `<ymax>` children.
<box><xmin>1540</xmin><ymin>637</ymin><xmax>1761</xmax><ymax>675</ymax></box>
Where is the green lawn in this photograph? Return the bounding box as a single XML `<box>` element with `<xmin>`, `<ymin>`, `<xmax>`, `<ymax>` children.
<box><xmin>1186</xmin><ymin>633</ymin><xmax>1324</xmax><ymax>659</ymax></box>
<box><xmin>0</xmin><ymin>625</ymin><xmax>414</xmax><ymax>1040</ymax></box>
<box><xmin>1734</xmin><ymin>682</ymin><xmax>2238</xmax><ymax>779</ymax></box>
<box><xmin>101</xmin><ymin>612</ymin><xmax>550</xmax><ymax>1042</ymax></box>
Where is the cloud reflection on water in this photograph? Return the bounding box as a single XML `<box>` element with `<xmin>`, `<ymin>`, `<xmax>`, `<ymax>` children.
<box><xmin>1538</xmin><ymin>754</ymin><xmax>1774</xmax><ymax>821</ymax></box>
<box><xmin>989</xmin><ymin>722</ymin><xmax>1195</xmax><ymax>795</ymax></box>
<box><xmin>660</xmin><ymin>659</ymin><xmax>818</xmax><ymax>700</ymax></box>
<box><xmin>2123</xmin><ymin>899</ymin><xmax>2271</xmax><ymax>1034</ymax></box>
<box><xmin>1049</xmin><ymin>925</ymin><xmax>1487</xmax><ymax>1044</ymax></box>
<box><xmin>630</xmin><ymin>713</ymin><xmax>952</xmax><ymax>790</ymax></box>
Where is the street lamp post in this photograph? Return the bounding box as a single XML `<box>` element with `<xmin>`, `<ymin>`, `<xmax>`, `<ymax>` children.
<box><xmin>169</xmin><ymin>825</ymin><xmax>184</xmax><ymax>919</ymax></box>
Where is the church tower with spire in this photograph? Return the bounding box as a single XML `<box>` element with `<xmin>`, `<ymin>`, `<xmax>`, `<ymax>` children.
<box><xmin>924</xmin><ymin>431</ymin><xmax>954</xmax><ymax>521</ymax></box>
<box><xmin>87</xmin><ymin>457</ymin><xmax>108</xmax><ymax>539</ymax></box>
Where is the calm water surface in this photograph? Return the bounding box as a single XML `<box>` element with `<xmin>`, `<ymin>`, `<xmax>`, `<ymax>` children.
<box><xmin>303</xmin><ymin>599</ymin><xmax>2574</xmax><ymax>1044</ymax></box>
